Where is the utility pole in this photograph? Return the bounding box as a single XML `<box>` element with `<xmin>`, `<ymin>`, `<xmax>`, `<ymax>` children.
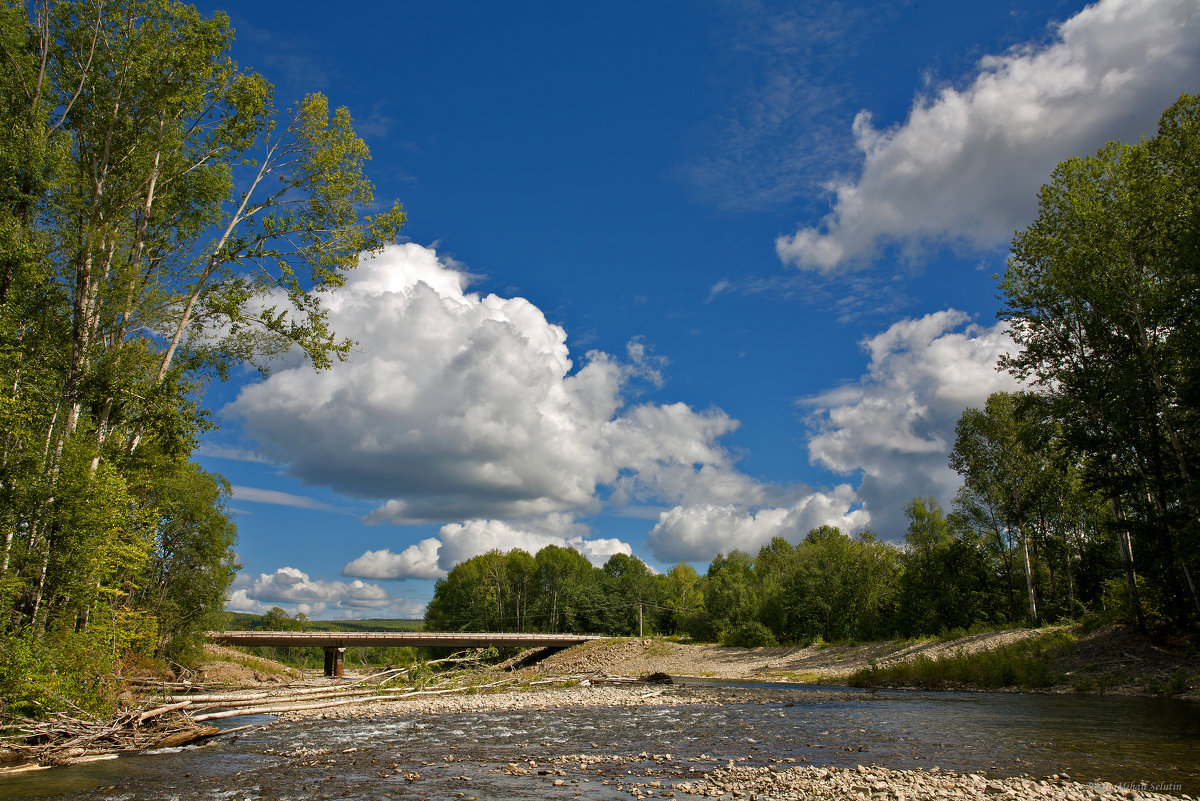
<box><xmin>639</xmin><ymin>602</ymin><xmax>644</xmax><ymax>637</ymax></box>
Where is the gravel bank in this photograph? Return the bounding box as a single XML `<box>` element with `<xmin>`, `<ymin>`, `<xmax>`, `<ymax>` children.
<box><xmin>526</xmin><ymin>628</ymin><xmax>1198</xmax><ymax>698</ymax></box>
<box><xmin>672</xmin><ymin>764</ymin><xmax>1191</xmax><ymax>801</ymax></box>
<box><xmin>277</xmin><ymin>682</ymin><xmax>846</xmax><ymax>721</ymax></box>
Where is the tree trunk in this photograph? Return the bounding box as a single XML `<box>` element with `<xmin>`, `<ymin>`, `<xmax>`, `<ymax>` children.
<box><xmin>1111</xmin><ymin>498</ymin><xmax>1146</xmax><ymax>632</ymax></box>
<box><xmin>1020</xmin><ymin>528</ymin><xmax>1038</xmax><ymax>625</ymax></box>
<box><xmin>1180</xmin><ymin>559</ymin><xmax>1200</xmax><ymax>616</ymax></box>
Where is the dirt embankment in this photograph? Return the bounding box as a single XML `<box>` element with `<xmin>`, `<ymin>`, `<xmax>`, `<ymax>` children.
<box><xmin>530</xmin><ymin>624</ymin><xmax>1199</xmax><ymax>698</ymax></box>
<box><xmin>192</xmin><ymin>644</ymin><xmax>303</xmax><ymax>686</ymax></box>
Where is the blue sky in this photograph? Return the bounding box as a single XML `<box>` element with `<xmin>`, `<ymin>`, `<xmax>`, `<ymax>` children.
<box><xmin>193</xmin><ymin>0</ymin><xmax>1200</xmax><ymax>619</ymax></box>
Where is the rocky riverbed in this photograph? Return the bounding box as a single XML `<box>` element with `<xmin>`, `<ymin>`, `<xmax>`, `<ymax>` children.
<box><xmin>6</xmin><ymin>675</ymin><xmax>1197</xmax><ymax>800</ymax></box>
<box><xmin>263</xmin><ymin>682</ymin><xmax>1198</xmax><ymax>801</ymax></box>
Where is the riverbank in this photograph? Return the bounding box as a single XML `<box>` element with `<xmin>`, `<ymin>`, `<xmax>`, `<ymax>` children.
<box><xmin>5</xmin><ymin>655</ymin><xmax>1198</xmax><ymax>800</ymax></box>
<box><xmin>525</xmin><ymin>623</ymin><xmax>1199</xmax><ymax>698</ymax></box>
<box><xmin>3</xmin><ymin>623</ymin><xmax>1195</xmax><ymax>788</ymax></box>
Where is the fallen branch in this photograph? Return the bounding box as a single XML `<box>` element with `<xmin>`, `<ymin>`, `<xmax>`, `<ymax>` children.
<box><xmin>137</xmin><ymin>700</ymin><xmax>192</xmax><ymax>724</ymax></box>
<box><xmin>159</xmin><ymin>691</ymin><xmax>269</xmax><ymax>703</ymax></box>
<box><xmin>186</xmin><ymin>687</ymin><xmax>377</xmax><ymax>711</ymax></box>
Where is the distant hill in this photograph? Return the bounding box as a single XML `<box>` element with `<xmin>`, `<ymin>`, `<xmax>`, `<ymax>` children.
<box><xmin>224</xmin><ymin>613</ymin><xmax>424</xmax><ymax>632</ymax></box>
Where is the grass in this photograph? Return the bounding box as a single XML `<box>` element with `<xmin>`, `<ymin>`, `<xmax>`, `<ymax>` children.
<box><xmin>205</xmin><ymin>647</ymin><xmax>297</xmax><ymax>678</ymax></box>
<box><xmin>774</xmin><ymin>670</ymin><xmax>832</xmax><ymax>684</ymax></box>
<box><xmin>847</xmin><ymin>629</ymin><xmax>1077</xmax><ymax>691</ymax></box>
<box><xmin>641</xmin><ymin>640</ymin><xmax>675</xmax><ymax>657</ymax></box>
<box><xmin>1143</xmin><ymin>670</ymin><xmax>1193</xmax><ymax>696</ymax></box>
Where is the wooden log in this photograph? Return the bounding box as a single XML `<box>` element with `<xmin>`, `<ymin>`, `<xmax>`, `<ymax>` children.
<box><xmin>137</xmin><ymin>700</ymin><xmax>192</xmax><ymax>724</ymax></box>
<box><xmin>159</xmin><ymin>691</ymin><xmax>269</xmax><ymax>703</ymax></box>
<box><xmin>192</xmin><ymin>695</ymin><xmax>381</xmax><ymax>721</ymax></box>
<box><xmin>187</xmin><ymin>687</ymin><xmax>377</xmax><ymax>710</ymax></box>
<box><xmin>191</xmin><ymin>679</ymin><xmax>517</xmax><ymax>721</ymax></box>
<box><xmin>154</xmin><ymin>726</ymin><xmax>220</xmax><ymax>749</ymax></box>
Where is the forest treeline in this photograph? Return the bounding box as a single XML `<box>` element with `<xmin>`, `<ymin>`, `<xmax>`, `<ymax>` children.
<box><xmin>427</xmin><ymin>95</ymin><xmax>1200</xmax><ymax>643</ymax></box>
<box><xmin>0</xmin><ymin>0</ymin><xmax>401</xmax><ymax>716</ymax></box>
<box><xmin>421</xmin><ymin>486</ymin><xmax>1150</xmax><ymax>647</ymax></box>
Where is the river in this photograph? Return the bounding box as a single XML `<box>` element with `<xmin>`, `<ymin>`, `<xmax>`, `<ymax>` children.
<box><xmin>3</xmin><ymin>683</ymin><xmax>1197</xmax><ymax>800</ymax></box>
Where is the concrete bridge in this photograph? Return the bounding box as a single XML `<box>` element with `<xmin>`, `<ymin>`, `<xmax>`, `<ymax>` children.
<box><xmin>209</xmin><ymin>631</ymin><xmax>602</xmax><ymax>676</ymax></box>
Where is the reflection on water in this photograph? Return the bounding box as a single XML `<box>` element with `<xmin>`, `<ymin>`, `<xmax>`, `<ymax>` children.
<box><xmin>2</xmin><ymin>687</ymin><xmax>1197</xmax><ymax>800</ymax></box>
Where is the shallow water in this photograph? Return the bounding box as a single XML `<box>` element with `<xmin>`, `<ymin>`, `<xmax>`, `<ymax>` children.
<box><xmin>3</xmin><ymin>685</ymin><xmax>1198</xmax><ymax>800</ymax></box>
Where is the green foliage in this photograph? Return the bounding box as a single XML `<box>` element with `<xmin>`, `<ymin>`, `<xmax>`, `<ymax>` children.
<box><xmin>129</xmin><ymin>456</ymin><xmax>237</xmax><ymax>662</ymax></box>
<box><xmin>661</xmin><ymin>562</ymin><xmax>707</xmax><ymax>638</ymax></box>
<box><xmin>0</xmin><ymin>0</ymin><xmax>401</xmax><ymax>717</ymax></box>
<box><xmin>721</xmin><ymin>621</ymin><xmax>778</xmax><ymax>648</ymax></box>
<box><xmin>1000</xmin><ymin>94</ymin><xmax>1200</xmax><ymax>628</ymax></box>
<box><xmin>423</xmin><ymin>532</ymin><xmax>906</xmax><ymax>645</ymax></box>
<box><xmin>775</xmin><ymin>528</ymin><xmax>900</xmax><ymax>643</ymax></box>
<box><xmin>898</xmin><ymin>498</ymin><xmax>1007</xmax><ymax>635</ymax></box>
<box><xmin>1100</xmin><ymin>576</ymin><xmax>1168</xmax><ymax>630</ymax></box>
<box><xmin>704</xmin><ymin>550</ymin><xmax>759</xmax><ymax>639</ymax></box>
<box><xmin>848</xmin><ymin>630</ymin><xmax>1077</xmax><ymax>690</ymax></box>
<box><xmin>0</xmin><ymin>623</ymin><xmax>148</xmax><ymax>718</ymax></box>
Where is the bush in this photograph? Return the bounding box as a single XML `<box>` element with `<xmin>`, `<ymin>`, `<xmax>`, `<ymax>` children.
<box><xmin>847</xmin><ymin>630</ymin><xmax>1075</xmax><ymax>690</ymax></box>
<box><xmin>681</xmin><ymin>614</ymin><xmax>720</xmax><ymax>643</ymax></box>
<box><xmin>721</xmin><ymin>621</ymin><xmax>778</xmax><ymax>648</ymax></box>
<box><xmin>1100</xmin><ymin>576</ymin><xmax>1167</xmax><ymax>629</ymax></box>
<box><xmin>0</xmin><ymin>629</ymin><xmax>127</xmax><ymax>718</ymax></box>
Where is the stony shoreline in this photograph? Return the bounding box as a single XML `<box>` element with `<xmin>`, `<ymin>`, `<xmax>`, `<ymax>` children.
<box><xmin>673</xmin><ymin>763</ymin><xmax>1191</xmax><ymax>801</ymax></box>
<box><xmin>276</xmin><ymin>681</ymin><xmax>841</xmax><ymax>722</ymax></box>
<box><xmin>269</xmin><ymin>681</ymin><xmax>1194</xmax><ymax>801</ymax></box>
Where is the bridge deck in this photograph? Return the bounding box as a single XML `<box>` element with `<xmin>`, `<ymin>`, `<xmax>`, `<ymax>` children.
<box><xmin>210</xmin><ymin>631</ymin><xmax>601</xmax><ymax>648</ymax></box>
<box><xmin>208</xmin><ymin>631</ymin><xmax>600</xmax><ymax>676</ymax></box>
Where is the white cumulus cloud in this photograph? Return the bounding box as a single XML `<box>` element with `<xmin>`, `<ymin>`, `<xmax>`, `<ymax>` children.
<box><xmin>647</xmin><ymin>484</ymin><xmax>868</xmax><ymax>562</ymax></box>
<box><xmin>802</xmin><ymin>310</ymin><xmax>1023</xmax><ymax>537</ymax></box>
<box><xmin>777</xmin><ymin>0</ymin><xmax>1200</xmax><ymax>272</ymax></box>
<box><xmin>226</xmin><ymin>567</ymin><xmax>391</xmax><ymax>616</ymax></box>
<box><xmin>342</xmin><ymin>514</ymin><xmax>632</xmax><ymax>580</ymax></box>
<box><xmin>229</xmin><ymin>244</ymin><xmax>767</xmax><ymax>527</ymax></box>
<box><xmin>342</xmin><ymin>538</ymin><xmax>444</xmax><ymax>581</ymax></box>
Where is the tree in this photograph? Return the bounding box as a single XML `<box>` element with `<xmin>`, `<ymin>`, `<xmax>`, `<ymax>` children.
<box><xmin>130</xmin><ymin>456</ymin><xmax>237</xmax><ymax>661</ymax></box>
<box><xmin>601</xmin><ymin>553</ymin><xmax>658</xmax><ymax>636</ymax></box>
<box><xmin>533</xmin><ymin>545</ymin><xmax>598</xmax><ymax>633</ymax></box>
<box><xmin>950</xmin><ymin>393</ymin><xmax>1048</xmax><ymax>624</ymax></box>
<box><xmin>425</xmin><ymin>553</ymin><xmax>494</xmax><ymax>631</ymax></box>
<box><xmin>783</xmin><ymin>527</ymin><xmax>900</xmax><ymax>642</ymax></box>
<box><xmin>898</xmin><ymin>498</ymin><xmax>996</xmax><ymax>634</ymax></box>
<box><xmin>504</xmin><ymin>550</ymin><xmax>537</xmax><ymax>632</ymax></box>
<box><xmin>0</xmin><ymin>0</ymin><xmax>404</xmax><ymax>714</ymax></box>
<box><xmin>755</xmin><ymin>537</ymin><xmax>798</xmax><ymax>636</ymax></box>
<box><xmin>660</xmin><ymin>562</ymin><xmax>706</xmax><ymax>637</ymax></box>
<box><xmin>1000</xmin><ymin>94</ymin><xmax>1200</xmax><ymax>625</ymax></box>
<box><xmin>703</xmin><ymin>550</ymin><xmax>759</xmax><ymax>642</ymax></box>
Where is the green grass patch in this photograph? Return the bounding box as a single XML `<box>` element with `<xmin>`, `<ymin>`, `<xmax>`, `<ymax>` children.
<box><xmin>1144</xmin><ymin>670</ymin><xmax>1192</xmax><ymax>696</ymax></box>
<box><xmin>208</xmin><ymin>647</ymin><xmax>297</xmax><ymax>678</ymax></box>
<box><xmin>847</xmin><ymin>630</ymin><xmax>1077</xmax><ymax>691</ymax></box>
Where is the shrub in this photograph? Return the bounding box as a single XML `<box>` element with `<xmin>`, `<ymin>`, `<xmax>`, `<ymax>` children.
<box><xmin>847</xmin><ymin>630</ymin><xmax>1075</xmax><ymax>690</ymax></box>
<box><xmin>721</xmin><ymin>621</ymin><xmax>778</xmax><ymax>648</ymax></box>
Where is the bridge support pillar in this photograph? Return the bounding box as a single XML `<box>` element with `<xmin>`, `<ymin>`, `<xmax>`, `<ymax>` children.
<box><xmin>323</xmin><ymin>646</ymin><xmax>345</xmax><ymax>677</ymax></box>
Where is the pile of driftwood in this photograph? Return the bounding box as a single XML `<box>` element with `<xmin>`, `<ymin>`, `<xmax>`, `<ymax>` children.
<box><xmin>0</xmin><ymin>703</ymin><xmax>225</xmax><ymax>770</ymax></box>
